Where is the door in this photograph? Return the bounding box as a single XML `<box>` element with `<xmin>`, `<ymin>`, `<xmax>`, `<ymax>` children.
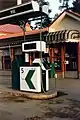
<box><xmin>65</xmin><ymin>43</ymin><xmax>78</xmax><ymax>78</ymax></box>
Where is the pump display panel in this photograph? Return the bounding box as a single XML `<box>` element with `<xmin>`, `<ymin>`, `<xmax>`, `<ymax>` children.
<box><xmin>24</xmin><ymin>43</ymin><xmax>36</xmax><ymax>50</ymax></box>
<box><xmin>22</xmin><ymin>41</ymin><xmax>46</xmax><ymax>52</ymax></box>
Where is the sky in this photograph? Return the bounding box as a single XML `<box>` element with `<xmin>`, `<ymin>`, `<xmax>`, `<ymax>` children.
<box><xmin>31</xmin><ymin>0</ymin><xmax>73</xmax><ymax>27</ymax></box>
<box><xmin>45</xmin><ymin>0</ymin><xmax>73</xmax><ymax>18</ymax></box>
<box><xmin>46</xmin><ymin>0</ymin><xmax>60</xmax><ymax>17</ymax></box>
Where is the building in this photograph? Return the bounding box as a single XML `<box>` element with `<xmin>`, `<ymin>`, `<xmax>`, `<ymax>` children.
<box><xmin>0</xmin><ymin>24</ymin><xmax>48</xmax><ymax>86</ymax></box>
<box><xmin>0</xmin><ymin>0</ymin><xmax>30</xmax><ymax>10</ymax></box>
<box><xmin>0</xmin><ymin>10</ymin><xmax>80</xmax><ymax>86</ymax></box>
<box><xmin>48</xmin><ymin>10</ymin><xmax>80</xmax><ymax>79</ymax></box>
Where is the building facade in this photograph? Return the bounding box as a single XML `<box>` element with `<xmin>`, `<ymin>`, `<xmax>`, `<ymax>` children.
<box><xmin>48</xmin><ymin>10</ymin><xmax>80</xmax><ymax>79</ymax></box>
<box><xmin>0</xmin><ymin>10</ymin><xmax>80</xmax><ymax>86</ymax></box>
<box><xmin>0</xmin><ymin>0</ymin><xmax>30</xmax><ymax>10</ymax></box>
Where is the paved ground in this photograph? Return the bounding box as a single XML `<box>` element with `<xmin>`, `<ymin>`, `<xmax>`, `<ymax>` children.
<box><xmin>54</xmin><ymin>78</ymin><xmax>80</xmax><ymax>101</ymax></box>
<box><xmin>0</xmin><ymin>78</ymin><xmax>80</xmax><ymax>120</ymax></box>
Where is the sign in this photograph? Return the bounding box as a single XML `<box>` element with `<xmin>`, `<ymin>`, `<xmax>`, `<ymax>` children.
<box><xmin>25</xmin><ymin>53</ymin><xmax>29</xmax><ymax>62</ymax></box>
<box><xmin>25</xmin><ymin>70</ymin><xmax>35</xmax><ymax>89</ymax></box>
<box><xmin>20</xmin><ymin>66</ymin><xmax>41</xmax><ymax>92</ymax></box>
<box><xmin>64</xmin><ymin>60</ymin><xmax>69</xmax><ymax>64</ymax></box>
<box><xmin>0</xmin><ymin>0</ymin><xmax>48</xmax><ymax>25</ymax></box>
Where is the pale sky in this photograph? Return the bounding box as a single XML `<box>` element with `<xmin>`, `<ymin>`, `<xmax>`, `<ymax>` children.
<box><xmin>45</xmin><ymin>0</ymin><xmax>73</xmax><ymax>18</ymax></box>
<box><xmin>46</xmin><ymin>0</ymin><xmax>60</xmax><ymax>17</ymax></box>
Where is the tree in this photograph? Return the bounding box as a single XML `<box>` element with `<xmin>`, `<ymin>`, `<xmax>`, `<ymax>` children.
<box><xmin>34</xmin><ymin>16</ymin><xmax>52</xmax><ymax>29</ymax></box>
<box><xmin>53</xmin><ymin>13</ymin><xmax>59</xmax><ymax>20</ymax></box>
<box><xmin>29</xmin><ymin>0</ymin><xmax>52</xmax><ymax>29</ymax></box>
<box><xmin>59</xmin><ymin>0</ymin><xmax>70</xmax><ymax>11</ymax></box>
<box><xmin>72</xmin><ymin>0</ymin><xmax>80</xmax><ymax>14</ymax></box>
<box><xmin>58</xmin><ymin>0</ymin><xmax>80</xmax><ymax>14</ymax></box>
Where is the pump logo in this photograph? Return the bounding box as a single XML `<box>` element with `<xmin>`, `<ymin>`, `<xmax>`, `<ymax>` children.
<box><xmin>25</xmin><ymin>70</ymin><xmax>35</xmax><ymax>89</ymax></box>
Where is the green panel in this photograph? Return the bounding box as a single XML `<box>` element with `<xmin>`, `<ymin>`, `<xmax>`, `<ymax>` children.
<box><xmin>50</xmin><ymin>62</ymin><xmax>55</xmax><ymax>78</ymax></box>
<box><xmin>25</xmin><ymin>70</ymin><xmax>35</xmax><ymax>89</ymax></box>
<box><xmin>12</xmin><ymin>55</ymin><xmax>25</xmax><ymax>90</ymax></box>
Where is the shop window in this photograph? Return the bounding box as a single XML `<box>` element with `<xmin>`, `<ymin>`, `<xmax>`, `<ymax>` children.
<box><xmin>2</xmin><ymin>56</ymin><xmax>11</xmax><ymax>70</ymax></box>
<box><xmin>54</xmin><ymin>48</ymin><xmax>61</xmax><ymax>71</ymax></box>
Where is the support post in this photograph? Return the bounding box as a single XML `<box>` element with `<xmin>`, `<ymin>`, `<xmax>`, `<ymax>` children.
<box><xmin>30</xmin><ymin>53</ymin><xmax>32</xmax><ymax>65</ymax></box>
<box><xmin>51</xmin><ymin>48</ymin><xmax>54</xmax><ymax>63</ymax></box>
<box><xmin>64</xmin><ymin>46</ymin><xmax>66</xmax><ymax>72</ymax></box>
<box><xmin>49</xmin><ymin>48</ymin><xmax>54</xmax><ymax>63</ymax></box>
<box><xmin>77</xmin><ymin>42</ymin><xmax>80</xmax><ymax>79</ymax></box>
<box><xmin>10</xmin><ymin>47</ymin><xmax>14</xmax><ymax>62</ymax></box>
<box><xmin>61</xmin><ymin>45</ymin><xmax>65</xmax><ymax>78</ymax></box>
<box><xmin>18</xmin><ymin>20</ymin><xmax>26</xmax><ymax>41</ymax></box>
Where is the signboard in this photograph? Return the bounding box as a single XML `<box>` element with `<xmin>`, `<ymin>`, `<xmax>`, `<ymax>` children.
<box><xmin>0</xmin><ymin>0</ymin><xmax>48</xmax><ymax>25</ymax></box>
<box><xmin>20</xmin><ymin>66</ymin><xmax>41</xmax><ymax>92</ymax></box>
<box><xmin>0</xmin><ymin>1</ymin><xmax>38</xmax><ymax>25</ymax></box>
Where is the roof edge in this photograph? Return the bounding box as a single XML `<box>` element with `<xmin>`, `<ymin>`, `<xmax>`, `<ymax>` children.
<box><xmin>49</xmin><ymin>10</ymin><xmax>80</xmax><ymax>27</ymax></box>
<box><xmin>0</xmin><ymin>27</ymin><xmax>48</xmax><ymax>40</ymax></box>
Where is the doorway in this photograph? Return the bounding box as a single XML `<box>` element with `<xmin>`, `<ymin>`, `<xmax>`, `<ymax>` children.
<box><xmin>65</xmin><ymin>43</ymin><xmax>78</xmax><ymax>78</ymax></box>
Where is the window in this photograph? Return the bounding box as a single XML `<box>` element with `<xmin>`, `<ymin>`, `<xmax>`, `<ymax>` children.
<box><xmin>54</xmin><ymin>48</ymin><xmax>61</xmax><ymax>71</ymax></box>
<box><xmin>2</xmin><ymin>56</ymin><xmax>11</xmax><ymax>70</ymax></box>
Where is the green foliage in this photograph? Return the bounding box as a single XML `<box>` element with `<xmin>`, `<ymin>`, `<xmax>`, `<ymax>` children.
<box><xmin>72</xmin><ymin>0</ymin><xmax>80</xmax><ymax>14</ymax></box>
<box><xmin>59</xmin><ymin>0</ymin><xmax>80</xmax><ymax>14</ymax></box>
<box><xmin>59</xmin><ymin>0</ymin><xmax>71</xmax><ymax>10</ymax></box>
<box><xmin>35</xmin><ymin>17</ymin><xmax>52</xmax><ymax>29</ymax></box>
<box><xmin>28</xmin><ymin>0</ymin><xmax>52</xmax><ymax>29</ymax></box>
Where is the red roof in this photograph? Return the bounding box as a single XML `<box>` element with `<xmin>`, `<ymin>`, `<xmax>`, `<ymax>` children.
<box><xmin>68</xmin><ymin>10</ymin><xmax>80</xmax><ymax>18</ymax></box>
<box><xmin>0</xmin><ymin>27</ymin><xmax>48</xmax><ymax>39</ymax></box>
<box><xmin>0</xmin><ymin>24</ymin><xmax>23</xmax><ymax>34</ymax></box>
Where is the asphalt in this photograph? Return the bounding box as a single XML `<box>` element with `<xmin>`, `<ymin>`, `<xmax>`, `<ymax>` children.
<box><xmin>0</xmin><ymin>78</ymin><xmax>80</xmax><ymax>120</ymax></box>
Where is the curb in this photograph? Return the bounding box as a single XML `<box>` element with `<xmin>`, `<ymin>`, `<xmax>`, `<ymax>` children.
<box><xmin>20</xmin><ymin>92</ymin><xmax>58</xmax><ymax>100</ymax></box>
<box><xmin>0</xmin><ymin>89</ymin><xmax>58</xmax><ymax>100</ymax></box>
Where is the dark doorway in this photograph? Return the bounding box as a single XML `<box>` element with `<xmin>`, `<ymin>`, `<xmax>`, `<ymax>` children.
<box><xmin>65</xmin><ymin>43</ymin><xmax>78</xmax><ymax>78</ymax></box>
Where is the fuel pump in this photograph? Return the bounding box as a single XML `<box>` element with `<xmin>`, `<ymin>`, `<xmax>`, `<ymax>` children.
<box><xmin>20</xmin><ymin>41</ymin><xmax>50</xmax><ymax>92</ymax></box>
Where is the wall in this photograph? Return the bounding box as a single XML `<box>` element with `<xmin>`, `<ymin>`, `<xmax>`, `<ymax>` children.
<box><xmin>0</xmin><ymin>70</ymin><xmax>11</xmax><ymax>87</ymax></box>
<box><xmin>49</xmin><ymin>15</ymin><xmax>80</xmax><ymax>32</ymax></box>
<box><xmin>0</xmin><ymin>0</ymin><xmax>30</xmax><ymax>10</ymax></box>
<box><xmin>0</xmin><ymin>0</ymin><xmax>17</xmax><ymax>10</ymax></box>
